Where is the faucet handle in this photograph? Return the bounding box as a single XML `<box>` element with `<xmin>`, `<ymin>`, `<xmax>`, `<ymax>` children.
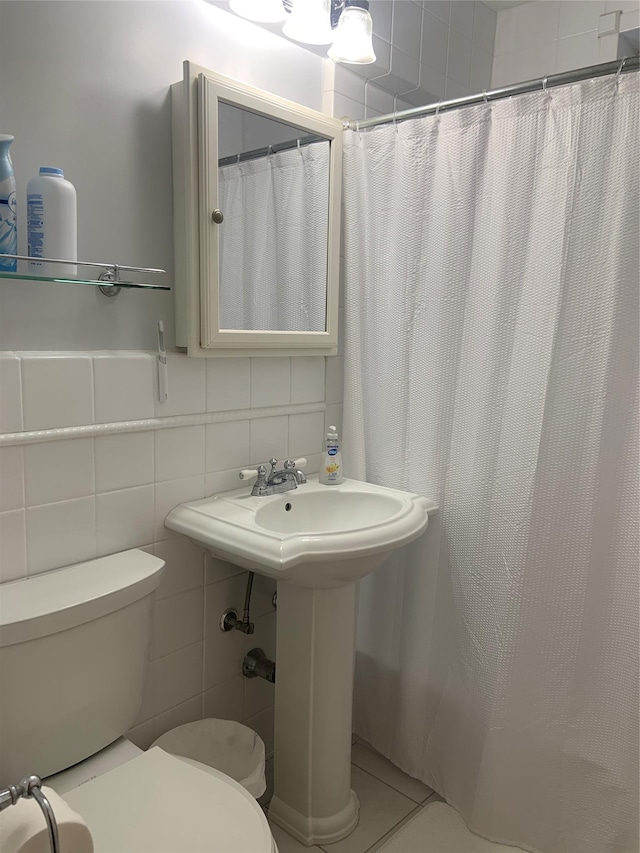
<box><xmin>239</xmin><ymin>464</ymin><xmax>267</xmax><ymax>481</ymax></box>
<box><xmin>239</xmin><ymin>469</ymin><xmax>258</xmax><ymax>481</ymax></box>
<box><xmin>284</xmin><ymin>458</ymin><xmax>307</xmax><ymax>470</ymax></box>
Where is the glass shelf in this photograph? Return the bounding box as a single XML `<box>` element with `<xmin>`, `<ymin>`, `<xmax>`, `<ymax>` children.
<box><xmin>0</xmin><ymin>270</ymin><xmax>170</xmax><ymax>290</ymax></box>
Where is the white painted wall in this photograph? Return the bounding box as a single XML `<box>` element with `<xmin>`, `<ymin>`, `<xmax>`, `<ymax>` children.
<box><xmin>492</xmin><ymin>0</ymin><xmax>640</xmax><ymax>87</ymax></box>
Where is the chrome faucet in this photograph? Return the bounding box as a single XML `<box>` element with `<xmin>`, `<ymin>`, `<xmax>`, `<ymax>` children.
<box><xmin>240</xmin><ymin>457</ymin><xmax>307</xmax><ymax>497</ymax></box>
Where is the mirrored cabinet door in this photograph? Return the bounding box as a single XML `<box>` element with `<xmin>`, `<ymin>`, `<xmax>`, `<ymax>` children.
<box><xmin>172</xmin><ymin>62</ymin><xmax>342</xmax><ymax>357</ymax></box>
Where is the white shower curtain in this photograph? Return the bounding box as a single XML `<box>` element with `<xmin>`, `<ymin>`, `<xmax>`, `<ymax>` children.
<box><xmin>342</xmin><ymin>74</ymin><xmax>639</xmax><ymax>853</ymax></box>
<box><xmin>218</xmin><ymin>141</ymin><xmax>329</xmax><ymax>331</ymax></box>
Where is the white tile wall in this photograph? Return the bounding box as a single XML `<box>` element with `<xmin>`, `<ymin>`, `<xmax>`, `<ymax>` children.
<box><xmin>250</xmin><ymin>357</ymin><xmax>291</xmax><ymax>408</ymax></box>
<box><xmin>93</xmin><ymin>353</ymin><xmax>155</xmax><ymax>423</ymax></box>
<box><xmin>26</xmin><ymin>496</ymin><xmax>96</xmax><ymax>574</ymax></box>
<box><xmin>326</xmin><ymin>1</ymin><xmax>497</xmax><ymax>121</ymax></box>
<box><xmin>290</xmin><ymin>357</ymin><xmax>326</xmax><ymax>404</ymax></box>
<box><xmin>205</xmin><ymin>357</ymin><xmax>250</xmax><ymax>412</ymax></box>
<box><xmin>21</xmin><ymin>354</ymin><xmax>94</xmax><ymax>430</ymax></box>
<box><xmin>203</xmin><ymin>675</ymin><xmax>245</xmax><ymax>725</ymax></box>
<box><xmin>154</xmin><ymin>537</ymin><xmax>206</xmax><ymax>600</ymax></box>
<box><xmin>0</xmin><ymin>508</ymin><xmax>26</xmax><ymax>583</ymax></box>
<box><xmin>394</xmin><ymin>0</ymin><xmax>424</xmax><ymax>58</ymax></box>
<box><xmin>450</xmin><ymin>0</ymin><xmax>475</xmax><ymax>42</ymax></box>
<box><xmin>95</xmin><ymin>432</ymin><xmax>154</xmax><ymax>493</ymax></box>
<box><xmin>152</xmin><ymin>586</ymin><xmax>205</xmax><ymax>659</ymax></box>
<box><xmin>206</xmin><ymin>468</ymin><xmax>245</xmax><ymax>496</ymax></box>
<box><xmin>154</xmin><ymin>475</ymin><xmax>206</xmax><ymax>541</ymax></box>
<box><xmin>250</xmin><ymin>415</ymin><xmax>289</xmax><ymax>463</ymax></box>
<box><xmin>0</xmin><ymin>349</ymin><xmax>330</xmax><ymax>750</ymax></box>
<box><xmin>137</xmin><ymin>641</ymin><xmax>204</xmax><ymax>725</ymax></box>
<box><xmin>0</xmin><ymin>446</ymin><xmax>24</xmax><ymax>512</ymax></box>
<box><xmin>492</xmin><ymin>0</ymin><xmax>638</xmax><ymax>87</ymax></box>
<box><xmin>24</xmin><ymin>438</ymin><xmax>94</xmax><ymax>506</ymax></box>
<box><xmin>289</xmin><ymin>411</ymin><xmax>325</xmax><ymax>459</ymax></box>
<box><xmin>0</xmin><ymin>354</ymin><xmax>23</xmax><ymax>433</ymax></box>
<box><xmin>326</xmin><ymin>356</ymin><xmax>346</xmax><ymax>406</ymax></box>
<box><xmin>155</xmin><ymin>425</ymin><xmax>206</xmax><ymax>482</ymax></box>
<box><xmin>96</xmin><ymin>485</ymin><xmax>155</xmax><ymax>556</ymax></box>
<box><xmin>206</xmin><ymin>420</ymin><xmax>250</xmax><ymax>472</ymax></box>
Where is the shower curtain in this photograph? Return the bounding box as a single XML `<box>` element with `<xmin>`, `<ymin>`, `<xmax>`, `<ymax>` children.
<box><xmin>342</xmin><ymin>74</ymin><xmax>639</xmax><ymax>853</ymax></box>
<box><xmin>218</xmin><ymin>141</ymin><xmax>329</xmax><ymax>331</ymax></box>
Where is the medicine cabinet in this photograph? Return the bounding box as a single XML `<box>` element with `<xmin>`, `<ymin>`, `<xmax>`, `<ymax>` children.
<box><xmin>171</xmin><ymin>62</ymin><xmax>343</xmax><ymax>357</ymax></box>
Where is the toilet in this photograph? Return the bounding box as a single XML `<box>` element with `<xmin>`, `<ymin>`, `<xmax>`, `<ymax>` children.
<box><xmin>0</xmin><ymin>549</ymin><xmax>276</xmax><ymax>852</ymax></box>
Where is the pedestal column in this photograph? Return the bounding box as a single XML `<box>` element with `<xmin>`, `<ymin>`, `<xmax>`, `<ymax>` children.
<box><xmin>268</xmin><ymin>580</ymin><xmax>360</xmax><ymax>846</ymax></box>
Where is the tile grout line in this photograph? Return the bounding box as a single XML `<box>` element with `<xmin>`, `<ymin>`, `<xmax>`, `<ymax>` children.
<box><xmin>350</xmin><ymin>759</ymin><xmax>432</xmax><ymax>806</ymax></box>
<box><xmin>362</xmin><ymin>803</ymin><xmax>423</xmax><ymax>853</ymax></box>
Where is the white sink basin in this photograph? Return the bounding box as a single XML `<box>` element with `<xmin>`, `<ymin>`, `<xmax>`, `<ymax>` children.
<box><xmin>165</xmin><ymin>476</ymin><xmax>437</xmax><ymax>588</ymax></box>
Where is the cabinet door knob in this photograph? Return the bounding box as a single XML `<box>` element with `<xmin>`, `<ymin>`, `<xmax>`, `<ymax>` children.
<box><xmin>212</xmin><ymin>209</ymin><xmax>224</xmax><ymax>224</ymax></box>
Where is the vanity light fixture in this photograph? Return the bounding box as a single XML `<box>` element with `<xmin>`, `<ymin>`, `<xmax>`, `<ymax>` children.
<box><xmin>227</xmin><ymin>0</ymin><xmax>376</xmax><ymax>63</ymax></box>
<box><xmin>327</xmin><ymin>0</ymin><xmax>375</xmax><ymax>63</ymax></box>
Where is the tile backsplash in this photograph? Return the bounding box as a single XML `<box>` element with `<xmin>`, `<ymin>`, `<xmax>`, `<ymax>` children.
<box><xmin>0</xmin><ymin>349</ymin><xmax>338</xmax><ymax>755</ymax></box>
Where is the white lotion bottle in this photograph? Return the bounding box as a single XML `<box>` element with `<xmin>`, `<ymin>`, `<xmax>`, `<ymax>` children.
<box><xmin>319</xmin><ymin>425</ymin><xmax>344</xmax><ymax>485</ymax></box>
<box><xmin>27</xmin><ymin>166</ymin><xmax>77</xmax><ymax>276</ymax></box>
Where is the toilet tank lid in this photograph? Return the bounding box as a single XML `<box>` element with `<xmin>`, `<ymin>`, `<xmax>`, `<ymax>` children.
<box><xmin>0</xmin><ymin>550</ymin><xmax>165</xmax><ymax>647</ymax></box>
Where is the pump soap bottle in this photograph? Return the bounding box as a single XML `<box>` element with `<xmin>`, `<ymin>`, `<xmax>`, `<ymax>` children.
<box><xmin>319</xmin><ymin>425</ymin><xmax>344</xmax><ymax>485</ymax></box>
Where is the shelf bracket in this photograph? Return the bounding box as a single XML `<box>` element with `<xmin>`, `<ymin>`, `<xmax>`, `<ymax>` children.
<box><xmin>98</xmin><ymin>266</ymin><xmax>122</xmax><ymax>297</ymax></box>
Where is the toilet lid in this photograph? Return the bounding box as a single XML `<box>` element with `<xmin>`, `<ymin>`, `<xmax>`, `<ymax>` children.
<box><xmin>63</xmin><ymin>747</ymin><xmax>273</xmax><ymax>853</ymax></box>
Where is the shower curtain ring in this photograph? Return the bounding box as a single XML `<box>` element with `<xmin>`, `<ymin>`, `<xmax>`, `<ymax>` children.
<box><xmin>541</xmin><ymin>76</ymin><xmax>548</xmax><ymax>93</ymax></box>
<box><xmin>392</xmin><ymin>95</ymin><xmax>400</xmax><ymax>132</ymax></box>
<box><xmin>616</xmin><ymin>57</ymin><xmax>627</xmax><ymax>82</ymax></box>
<box><xmin>482</xmin><ymin>90</ymin><xmax>488</xmax><ymax>104</ymax></box>
<box><xmin>435</xmin><ymin>101</ymin><xmax>442</xmax><ymax>117</ymax></box>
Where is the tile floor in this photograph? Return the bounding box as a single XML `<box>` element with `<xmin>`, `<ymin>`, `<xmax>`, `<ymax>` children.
<box><xmin>261</xmin><ymin>739</ymin><xmax>446</xmax><ymax>853</ymax></box>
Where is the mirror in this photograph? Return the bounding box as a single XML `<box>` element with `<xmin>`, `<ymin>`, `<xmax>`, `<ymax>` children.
<box><xmin>171</xmin><ymin>63</ymin><xmax>343</xmax><ymax>357</ymax></box>
<box><xmin>217</xmin><ymin>102</ymin><xmax>330</xmax><ymax>333</ymax></box>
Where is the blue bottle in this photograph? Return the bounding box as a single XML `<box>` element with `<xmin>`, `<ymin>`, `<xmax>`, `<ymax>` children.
<box><xmin>0</xmin><ymin>134</ymin><xmax>17</xmax><ymax>272</ymax></box>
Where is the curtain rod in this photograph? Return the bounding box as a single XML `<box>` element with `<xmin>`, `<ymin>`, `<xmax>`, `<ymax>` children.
<box><xmin>346</xmin><ymin>56</ymin><xmax>639</xmax><ymax>131</ymax></box>
<box><xmin>218</xmin><ymin>133</ymin><xmax>326</xmax><ymax>167</ymax></box>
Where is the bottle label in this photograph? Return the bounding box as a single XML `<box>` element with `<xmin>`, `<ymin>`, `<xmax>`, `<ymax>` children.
<box><xmin>328</xmin><ymin>447</ymin><xmax>338</xmax><ymax>456</ymax></box>
<box><xmin>27</xmin><ymin>193</ymin><xmax>45</xmax><ymax>263</ymax></box>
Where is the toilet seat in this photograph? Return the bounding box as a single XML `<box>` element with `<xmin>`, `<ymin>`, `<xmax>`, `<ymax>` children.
<box><xmin>63</xmin><ymin>746</ymin><xmax>274</xmax><ymax>853</ymax></box>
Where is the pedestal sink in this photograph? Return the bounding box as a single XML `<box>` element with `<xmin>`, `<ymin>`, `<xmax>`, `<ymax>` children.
<box><xmin>166</xmin><ymin>476</ymin><xmax>437</xmax><ymax>846</ymax></box>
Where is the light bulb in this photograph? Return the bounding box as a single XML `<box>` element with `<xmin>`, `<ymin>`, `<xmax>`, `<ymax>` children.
<box><xmin>282</xmin><ymin>0</ymin><xmax>334</xmax><ymax>45</ymax></box>
<box><xmin>229</xmin><ymin>0</ymin><xmax>287</xmax><ymax>24</ymax></box>
<box><xmin>328</xmin><ymin>0</ymin><xmax>376</xmax><ymax>64</ymax></box>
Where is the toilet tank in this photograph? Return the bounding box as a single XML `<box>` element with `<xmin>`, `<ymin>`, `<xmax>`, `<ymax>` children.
<box><xmin>0</xmin><ymin>549</ymin><xmax>165</xmax><ymax>788</ymax></box>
